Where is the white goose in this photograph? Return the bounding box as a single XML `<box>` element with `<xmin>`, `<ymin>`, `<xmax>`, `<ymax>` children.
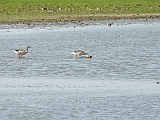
<box><xmin>14</xmin><ymin>46</ymin><xmax>31</xmax><ymax>58</ymax></box>
<box><xmin>72</xmin><ymin>50</ymin><xmax>92</xmax><ymax>58</ymax></box>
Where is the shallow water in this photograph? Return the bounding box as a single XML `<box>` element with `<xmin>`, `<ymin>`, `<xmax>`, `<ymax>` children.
<box><xmin>0</xmin><ymin>19</ymin><xmax>160</xmax><ymax>120</ymax></box>
<box><xmin>0</xmin><ymin>90</ymin><xmax>159</xmax><ymax>120</ymax></box>
<box><xmin>0</xmin><ymin>19</ymin><xmax>160</xmax><ymax>81</ymax></box>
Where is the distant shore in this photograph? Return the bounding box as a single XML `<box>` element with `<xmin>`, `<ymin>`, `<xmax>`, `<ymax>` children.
<box><xmin>1</xmin><ymin>0</ymin><xmax>160</xmax><ymax>24</ymax></box>
<box><xmin>0</xmin><ymin>14</ymin><xmax>159</xmax><ymax>24</ymax></box>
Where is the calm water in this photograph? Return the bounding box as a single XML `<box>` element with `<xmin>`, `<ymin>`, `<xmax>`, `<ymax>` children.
<box><xmin>0</xmin><ymin>19</ymin><xmax>160</xmax><ymax>120</ymax></box>
<box><xmin>0</xmin><ymin>19</ymin><xmax>160</xmax><ymax>81</ymax></box>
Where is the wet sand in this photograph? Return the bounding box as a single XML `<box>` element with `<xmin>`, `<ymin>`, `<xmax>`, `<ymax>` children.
<box><xmin>0</xmin><ymin>78</ymin><xmax>159</xmax><ymax>94</ymax></box>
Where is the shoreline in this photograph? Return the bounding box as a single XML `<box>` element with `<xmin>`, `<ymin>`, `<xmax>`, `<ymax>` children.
<box><xmin>0</xmin><ymin>18</ymin><xmax>159</xmax><ymax>32</ymax></box>
<box><xmin>0</xmin><ymin>14</ymin><xmax>160</xmax><ymax>24</ymax></box>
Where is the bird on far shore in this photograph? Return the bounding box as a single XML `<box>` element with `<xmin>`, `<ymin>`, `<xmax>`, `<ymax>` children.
<box><xmin>14</xmin><ymin>46</ymin><xmax>31</xmax><ymax>58</ymax></box>
<box><xmin>71</xmin><ymin>50</ymin><xmax>92</xmax><ymax>58</ymax></box>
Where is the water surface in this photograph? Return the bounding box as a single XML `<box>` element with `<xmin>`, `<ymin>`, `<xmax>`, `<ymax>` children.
<box><xmin>0</xmin><ymin>19</ymin><xmax>160</xmax><ymax>81</ymax></box>
<box><xmin>0</xmin><ymin>19</ymin><xmax>160</xmax><ymax>120</ymax></box>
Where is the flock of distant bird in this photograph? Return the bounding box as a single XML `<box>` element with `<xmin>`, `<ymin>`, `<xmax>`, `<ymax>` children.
<box><xmin>14</xmin><ymin>46</ymin><xmax>92</xmax><ymax>58</ymax></box>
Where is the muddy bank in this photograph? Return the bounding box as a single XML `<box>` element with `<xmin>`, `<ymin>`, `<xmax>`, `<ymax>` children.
<box><xmin>0</xmin><ymin>17</ymin><xmax>159</xmax><ymax>31</ymax></box>
<box><xmin>0</xmin><ymin>14</ymin><xmax>159</xmax><ymax>25</ymax></box>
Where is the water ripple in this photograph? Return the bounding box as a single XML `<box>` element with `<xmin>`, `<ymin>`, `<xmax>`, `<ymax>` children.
<box><xmin>0</xmin><ymin>21</ymin><xmax>160</xmax><ymax>81</ymax></box>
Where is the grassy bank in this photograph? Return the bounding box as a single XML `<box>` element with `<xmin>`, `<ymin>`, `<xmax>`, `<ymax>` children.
<box><xmin>0</xmin><ymin>0</ymin><xmax>160</xmax><ymax>23</ymax></box>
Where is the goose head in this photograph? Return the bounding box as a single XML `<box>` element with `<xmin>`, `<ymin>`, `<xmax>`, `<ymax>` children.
<box><xmin>27</xmin><ymin>46</ymin><xmax>31</xmax><ymax>48</ymax></box>
<box><xmin>85</xmin><ymin>55</ymin><xmax>92</xmax><ymax>58</ymax></box>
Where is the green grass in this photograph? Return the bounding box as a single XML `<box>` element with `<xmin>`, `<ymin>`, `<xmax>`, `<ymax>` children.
<box><xmin>0</xmin><ymin>0</ymin><xmax>160</xmax><ymax>23</ymax></box>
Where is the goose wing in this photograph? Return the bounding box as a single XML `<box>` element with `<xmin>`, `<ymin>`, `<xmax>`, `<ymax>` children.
<box><xmin>74</xmin><ymin>50</ymin><xmax>85</xmax><ymax>53</ymax></box>
<box><xmin>14</xmin><ymin>49</ymin><xmax>26</xmax><ymax>55</ymax></box>
<box><xmin>79</xmin><ymin>52</ymin><xmax>88</xmax><ymax>56</ymax></box>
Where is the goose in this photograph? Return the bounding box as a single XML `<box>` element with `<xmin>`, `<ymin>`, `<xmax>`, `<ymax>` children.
<box><xmin>14</xmin><ymin>46</ymin><xmax>31</xmax><ymax>58</ymax></box>
<box><xmin>72</xmin><ymin>50</ymin><xmax>92</xmax><ymax>58</ymax></box>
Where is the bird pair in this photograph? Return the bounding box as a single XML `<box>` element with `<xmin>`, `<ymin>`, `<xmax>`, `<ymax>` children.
<box><xmin>14</xmin><ymin>46</ymin><xmax>92</xmax><ymax>58</ymax></box>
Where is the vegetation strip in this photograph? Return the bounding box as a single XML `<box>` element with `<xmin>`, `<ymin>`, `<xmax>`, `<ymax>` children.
<box><xmin>0</xmin><ymin>0</ymin><xmax>160</xmax><ymax>23</ymax></box>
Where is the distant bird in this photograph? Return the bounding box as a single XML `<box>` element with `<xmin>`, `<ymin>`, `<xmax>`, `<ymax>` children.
<box><xmin>71</xmin><ymin>50</ymin><xmax>92</xmax><ymax>58</ymax></box>
<box><xmin>108</xmin><ymin>22</ymin><xmax>113</xmax><ymax>27</ymax></box>
<box><xmin>108</xmin><ymin>23</ymin><xmax>112</xmax><ymax>27</ymax></box>
<box><xmin>14</xmin><ymin>46</ymin><xmax>31</xmax><ymax>58</ymax></box>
